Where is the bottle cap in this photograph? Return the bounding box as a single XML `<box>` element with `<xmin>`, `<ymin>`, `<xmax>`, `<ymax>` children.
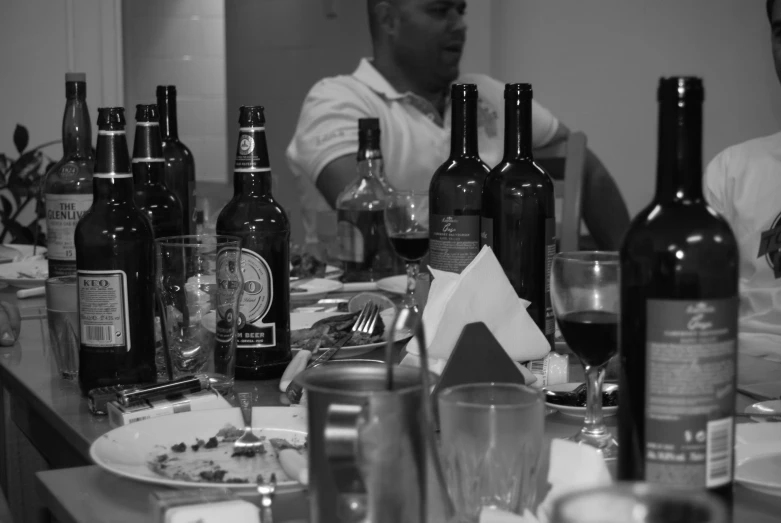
<box><xmin>135</xmin><ymin>104</ymin><xmax>159</xmax><ymax>122</ymax></box>
<box><xmin>66</xmin><ymin>72</ymin><xmax>86</xmax><ymax>83</ymax></box>
<box><xmin>97</xmin><ymin>107</ymin><xmax>126</xmax><ymax>130</ymax></box>
<box><xmin>504</xmin><ymin>83</ymin><xmax>532</xmax><ymax>99</ymax></box>
<box><xmin>451</xmin><ymin>83</ymin><xmax>478</xmax><ymax>100</ymax></box>
<box><xmin>238</xmin><ymin>105</ymin><xmax>266</xmax><ymax>126</ymax></box>
<box><xmin>657</xmin><ymin>76</ymin><xmax>704</xmax><ymax>102</ymax></box>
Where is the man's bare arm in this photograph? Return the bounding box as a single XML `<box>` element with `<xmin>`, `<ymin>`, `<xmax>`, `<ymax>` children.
<box><xmin>315</xmin><ymin>154</ymin><xmax>358</xmax><ymax>208</ymax></box>
<box><xmin>545</xmin><ymin>123</ymin><xmax>631</xmax><ymax>250</ymax></box>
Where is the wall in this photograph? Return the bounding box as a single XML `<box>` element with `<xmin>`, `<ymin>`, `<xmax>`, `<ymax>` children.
<box><xmin>122</xmin><ymin>0</ymin><xmax>228</xmax><ymax>183</ymax></box>
<box><xmin>225</xmin><ymin>0</ymin><xmax>493</xmax><ymax>243</ymax></box>
<box><xmin>491</xmin><ymin>0</ymin><xmax>781</xmax><ymax>216</ymax></box>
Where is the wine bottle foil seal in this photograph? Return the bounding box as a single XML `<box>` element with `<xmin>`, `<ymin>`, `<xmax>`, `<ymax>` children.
<box><xmin>525</xmin><ymin>352</ymin><xmax>569</xmax><ymax>388</ymax></box>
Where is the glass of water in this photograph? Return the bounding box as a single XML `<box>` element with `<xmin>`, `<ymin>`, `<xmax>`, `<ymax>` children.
<box><xmin>438</xmin><ymin>382</ymin><xmax>545</xmax><ymax>522</ymax></box>
<box><xmin>46</xmin><ymin>275</ymin><xmax>79</xmax><ymax>379</ymax></box>
<box><xmin>155</xmin><ymin>235</ymin><xmax>243</xmax><ymax>394</ymax></box>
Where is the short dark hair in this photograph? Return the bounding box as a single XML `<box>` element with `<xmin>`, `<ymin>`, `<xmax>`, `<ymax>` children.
<box><xmin>769</xmin><ymin>0</ymin><xmax>775</xmax><ymax>22</ymax></box>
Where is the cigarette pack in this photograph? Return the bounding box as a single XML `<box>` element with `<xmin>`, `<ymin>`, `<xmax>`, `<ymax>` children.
<box><xmin>107</xmin><ymin>388</ymin><xmax>230</xmax><ymax>427</ymax></box>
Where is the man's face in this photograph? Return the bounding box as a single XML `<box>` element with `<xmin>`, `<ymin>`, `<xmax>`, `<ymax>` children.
<box><xmin>391</xmin><ymin>0</ymin><xmax>467</xmax><ymax>90</ymax></box>
<box><xmin>772</xmin><ymin>1</ymin><xmax>781</xmax><ymax>85</ymax></box>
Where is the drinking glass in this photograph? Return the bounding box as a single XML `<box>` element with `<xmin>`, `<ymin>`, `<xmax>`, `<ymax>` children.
<box><xmin>384</xmin><ymin>190</ymin><xmax>429</xmax><ymax>301</ymax></box>
<box><xmin>46</xmin><ymin>275</ymin><xmax>79</xmax><ymax>379</ymax></box>
<box><xmin>155</xmin><ymin>235</ymin><xmax>243</xmax><ymax>394</ymax></box>
<box><xmin>550</xmin><ymin>483</ymin><xmax>727</xmax><ymax>523</ymax></box>
<box><xmin>438</xmin><ymin>382</ymin><xmax>545</xmax><ymax>522</ymax></box>
<box><xmin>550</xmin><ymin>251</ymin><xmax>619</xmax><ymax>458</ymax></box>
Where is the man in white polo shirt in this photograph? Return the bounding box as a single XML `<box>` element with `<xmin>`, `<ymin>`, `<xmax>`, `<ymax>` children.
<box><xmin>287</xmin><ymin>0</ymin><xmax>630</xmax><ymax>251</ymax></box>
<box><xmin>704</xmin><ymin>0</ymin><xmax>781</xmax><ymax>361</ymax></box>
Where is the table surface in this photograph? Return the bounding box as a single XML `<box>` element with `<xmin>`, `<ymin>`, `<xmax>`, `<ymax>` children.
<box><xmin>1</xmin><ymin>287</ymin><xmax>780</xmax><ymax>522</ymax></box>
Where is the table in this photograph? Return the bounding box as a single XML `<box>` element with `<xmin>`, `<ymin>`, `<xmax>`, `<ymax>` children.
<box><xmin>0</xmin><ymin>287</ymin><xmax>779</xmax><ymax>522</ymax></box>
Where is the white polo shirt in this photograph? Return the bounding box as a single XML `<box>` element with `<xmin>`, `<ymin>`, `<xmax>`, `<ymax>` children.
<box><xmin>705</xmin><ymin>132</ymin><xmax>781</xmax><ymax>360</ymax></box>
<box><xmin>286</xmin><ymin>58</ymin><xmax>559</xmax><ymax>243</ymax></box>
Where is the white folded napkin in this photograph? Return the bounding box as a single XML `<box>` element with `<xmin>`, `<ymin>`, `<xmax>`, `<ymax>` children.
<box><xmin>403</xmin><ymin>245</ymin><xmax>550</xmax><ymax>368</ymax></box>
<box><xmin>480</xmin><ymin>440</ymin><xmax>613</xmax><ymax>523</ymax></box>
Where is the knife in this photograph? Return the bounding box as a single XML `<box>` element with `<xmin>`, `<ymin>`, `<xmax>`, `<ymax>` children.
<box><xmin>285</xmin><ymin>332</ymin><xmax>354</xmax><ymax>404</ymax></box>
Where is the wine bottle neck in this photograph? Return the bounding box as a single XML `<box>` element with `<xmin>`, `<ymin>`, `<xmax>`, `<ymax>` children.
<box><xmin>450</xmin><ymin>97</ymin><xmax>479</xmax><ymax>157</ymax></box>
<box><xmin>158</xmin><ymin>96</ymin><xmax>179</xmax><ymax>140</ymax></box>
<box><xmin>62</xmin><ymin>96</ymin><xmax>92</xmax><ymax>158</ymax></box>
<box><xmin>655</xmin><ymin>97</ymin><xmax>703</xmax><ymax>201</ymax></box>
<box><xmin>233</xmin><ymin>126</ymin><xmax>272</xmax><ymax>196</ymax></box>
<box><xmin>503</xmin><ymin>93</ymin><xmax>533</xmax><ymax>161</ymax></box>
<box><xmin>94</xmin><ymin>130</ymin><xmax>135</xmax><ymax>202</ymax></box>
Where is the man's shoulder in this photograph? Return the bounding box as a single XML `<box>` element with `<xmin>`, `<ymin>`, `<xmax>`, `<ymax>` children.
<box><xmin>306</xmin><ymin>73</ymin><xmax>372</xmax><ymax>100</ymax></box>
<box><xmin>713</xmin><ymin>131</ymin><xmax>781</xmax><ymax>171</ymax></box>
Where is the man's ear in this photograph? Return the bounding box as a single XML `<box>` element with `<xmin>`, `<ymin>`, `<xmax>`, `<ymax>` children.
<box><xmin>374</xmin><ymin>0</ymin><xmax>400</xmax><ymax>38</ymax></box>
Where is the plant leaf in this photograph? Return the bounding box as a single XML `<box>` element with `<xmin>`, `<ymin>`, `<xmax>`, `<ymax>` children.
<box><xmin>1</xmin><ymin>217</ymin><xmax>33</xmax><ymax>244</ymax></box>
<box><xmin>13</xmin><ymin>125</ymin><xmax>29</xmax><ymax>154</ymax></box>
<box><xmin>0</xmin><ymin>196</ymin><xmax>12</xmax><ymax>217</ymax></box>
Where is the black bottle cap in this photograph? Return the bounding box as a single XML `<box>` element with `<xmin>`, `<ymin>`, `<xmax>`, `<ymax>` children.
<box><xmin>358</xmin><ymin>118</ymin><xmax>379</xmax><ymax>132</ymax></box>
<box><xmin>451</xmin><ymin>83</ymin><xmax>478</xmax><ymax>101</ymax></box>
<box><xmin>238</xmin><ymin>106</ymin><xmax>266</xmax><ymax>127</ymax></box>
<box><xmin>135</xmin><ymin>104</ymin><xmax>159</xmax><ymax>123</ymax></box>
<box><xmin>97</xmin><ymin>107</ymin><xmax>126</xmax><ymax>130</ymax></box>
<box><xmin>505</xmin><ymin>83</ymin><xmax>532</xmax><ymax>99</ymax></box>
<box><xmin>156</xmin><ymin>85</ymin><xmax>176</xmax><ymax>98</ymax></box>
<box><xmin>657</xmin><ymin>77</ymin><xmax>704</xmax><ymax>102</ymax></box>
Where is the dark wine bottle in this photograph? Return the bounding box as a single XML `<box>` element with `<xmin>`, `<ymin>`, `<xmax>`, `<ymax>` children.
<box><xmin>481</xmin><ymin>83</ymin><xmax>555</xmax><ymax>346</ymax></box>
<box><xmin>216</xmin><ymin>106</ymin><xmax>291</xmax><ymax>380</ymax></box>
<box><xmin>43</xmin><ymin>73</ymin><xmax>94</xmax><ymax>277</ymax></box>
<box><xmin>132</xmin><ymin>104</ymin><xmax>184</xmax><ymax>239</ymax></box>
<box><xmin>75</xmin><ymin>107</ymin><xmax>156</xmax><ymax>396</ymax></box>
<box><xmin>429</xmin><ymin>84</ymin><xmax>490</xmax><ymax>273</ymax></box>
<box><xmin>618</xmin><ymin>77</ymin><xmax>739</xmax><ymax>508</ymax></box>
<box><xmin>157</xmin><ymin>85</ymin><xmax>196</xmax><ymax>235</ymax></box>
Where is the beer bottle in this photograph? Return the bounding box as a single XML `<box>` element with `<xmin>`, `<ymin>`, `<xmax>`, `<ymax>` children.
<box><xmin>216</xmin><ymin>106</ymin><xmax>291</xmax><ymax>380</ymax></box>
<box><xmin>75</xmin><ymin>107</ymin><xmax>156</xmax><ymax>395</ymax></box>
<box><xmin>132</xmin><ymin>104</ymin><xmax>184</xmax><ymax>238</ymax></box>
<box><xmin>43</xmin><ymin>73</ymin><xmax>94</xmax><ymax>277</ymax></box>
<box><xmin>157</xmin><ymin>85</ymin><xmax>196</xmax><ymax>235</ymax></box>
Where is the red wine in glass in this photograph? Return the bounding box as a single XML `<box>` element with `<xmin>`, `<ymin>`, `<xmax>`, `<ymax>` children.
<box><xmin>557</xmin><ymin>310</ymin><xmax>618</xmax><ymax>368</ymax></box>
<box><xmin>389</xmin><ymin>232</ymin><xmax>429</xmax><ymax>262</ymax></box>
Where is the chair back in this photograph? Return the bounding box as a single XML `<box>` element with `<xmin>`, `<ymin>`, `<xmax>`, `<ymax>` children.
<box><xmin>534</xmin><ymin>131</ymin><xmax>587</xmax><ymax>252</ymax></box>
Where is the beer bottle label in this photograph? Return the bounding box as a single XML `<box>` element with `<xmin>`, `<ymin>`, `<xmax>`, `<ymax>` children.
<box><xmin>216</xmin><ymin>248</ymin><xmax>242</xmax><ymax>344</ymax></box>
<box><xmin>78</xmin><ymin>270</ymin><xmax>131</xmax><ymax>350</ymax></box>
<box><xmin>236</xmin><ymin>248</ymin><xmax>276</xmax><ymax>348</ymax></box>
<box><xmin>429</xmin><ymin>214</ymin><xmax>480</xmax><ymax>273</ymax></box>
<box><xmin>644</xmin><ymin>298</ymin><xmax>738</xmax><ymax>488</ymax></box>
<box><xmin>46</xmin><ymin>192</ymin><xmax>93</xmax><ymax>276</ymax></box>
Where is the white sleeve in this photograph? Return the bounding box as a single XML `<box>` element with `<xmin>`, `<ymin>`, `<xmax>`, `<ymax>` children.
<box><xmin>704</xmin><ymin>149</ymin><xmax>733</xmax><ymax>222</ymax></box>
<box><xmin>285</xmin><ymin>78</ymin><xmax>374</xmax><ymax>182</ymax></box>
<box><xmin>530</xmin><ymin>98</ymin><xmax>559</xmax><ymax>148</ymax></box>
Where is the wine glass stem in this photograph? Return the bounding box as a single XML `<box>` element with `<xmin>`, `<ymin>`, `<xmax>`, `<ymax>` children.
<box><xmin>583</xmin><ymin>363</ymin><xmax>607</xmax><ymax>437</ymax></box>
<box><xmin>405</xmin><ymin>261</ymin><xmax>419</xmax><ymax>304</ymax></box>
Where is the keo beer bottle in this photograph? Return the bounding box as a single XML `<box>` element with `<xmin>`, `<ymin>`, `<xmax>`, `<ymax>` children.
<box><xmin>216</xmin><ymin>106</ymin><xmax>291</xmax><ymax>380</ymax></box>
<box><xmin>75</xmin><ymin>107</ymin><xmax>156</xmax><ymax>395</ymax></box>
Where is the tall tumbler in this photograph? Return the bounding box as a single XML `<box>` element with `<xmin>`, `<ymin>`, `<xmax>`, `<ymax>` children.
<box><xmin>156</xmin><ymin>235</ymin><xmax>242</xmax><ymax>394</ymax></box>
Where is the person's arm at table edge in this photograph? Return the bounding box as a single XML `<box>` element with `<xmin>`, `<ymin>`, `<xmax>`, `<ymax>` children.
<box><xmin>315</xmin><ymin>154</ymin><xmax>358</xmax><ymax>209</ymax></box>
<box><xmin>547</xmin><ymin>123</ymin><xmax>631</xmax><ymax>250</ymax></box>
<box><xmin>0</xmin><ymin>301</ymin><xmax>20</xmax><ymax>345</ymax></box>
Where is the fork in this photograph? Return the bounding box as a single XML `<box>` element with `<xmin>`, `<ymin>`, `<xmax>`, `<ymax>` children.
<box><xmin>233</xmin><ymin>392</ymin><xmax>263</xmax><ymax>454</ymax></box>
<box><xmin>257</xmin><ymin>473</ymin><xmax>277</xmax><ymax>523</ymax></box>
<box><xmin>285</xmin><ymin>302</ymin><xmax>381</xmax><ymax>404</ymax></box>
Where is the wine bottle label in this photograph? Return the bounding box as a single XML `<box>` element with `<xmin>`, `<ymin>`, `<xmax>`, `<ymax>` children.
<box><xmin>337</xmin><ymin>220</ymin><xmax>365</xmax><ymax>263</ymax></box>
<box><xmin>215</xmin><ymin>248</ymin><xmax>242</xmax><ymax>344</ymax></box>
<box><xmin>46</xmin><ymin>193</ymin><xmax>93</xmax><ymax>275</ymax></box>
<box><xmin>644</xmin><ymin>298</ymin><xmax>738</xmax><ymax>488</ymax></box>
<box><xmin>430</xmin><ymin>214</ymin><xmax>480</xmax><ymax>273</ymax></box>
<box><xmin>236</xmin><ymin>248</ymin><xmax>276</xmax><ymax>348</ymax></box>
<box><xmin>480</xmin><ymin>217</ymin><xmax>493</xmax><ymax>249</ymax></box>
<box><xmin>78</xmin><ymin>270</ymin><xmax>131</xmax><ymax>350</ymax></box>
<box><xmin>544</xmin><ymin>218</ymin><xmax>556</xmax><ymax>337</ymax></box>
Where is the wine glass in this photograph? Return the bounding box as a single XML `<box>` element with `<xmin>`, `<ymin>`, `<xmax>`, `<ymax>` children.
<box><xmin>384</xmin><ymin>190</ymin><xmax>429</xmax><ymax>302</ymax></box>
<box><xmin>550</xmin><ymin>251</ymin><xmax>619</xmax><ymax>458</ymax></box>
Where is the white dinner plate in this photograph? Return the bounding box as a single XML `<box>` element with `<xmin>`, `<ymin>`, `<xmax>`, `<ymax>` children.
<box><xmin>90</xmin><ymin>406</ymin><xmax>308</xmax><ymax>491</ymax></box>
<box><xmin>291</xmin><ymin>308</ymin><xmax>411</xmax><ymax>358</ymax></box>
<box><xmin>0</xmin><ymin>256</ymin><xmax>49</xmax><ymax>287</ymax></box>
<box><xmin>376</xmin><ymin>274</ymin><xmax>407</xmax><ymax>295</ymax></box>
<box><xmin>290</xmin><ymin>278</ymin><xmax>343</xmax><ymax>301</ymax></box>
<box><xmin>745</xmin><ymin>400</ymin><xmax>781</xmax><ymax>423</ymax></box>
<box><xmin>543</xmin><ymin>382</ymin><xmax>619</xmax><ymax>419</ymax></box>
<box><xmin>736</xmin><ymin>423</ymin><xmax>781</xmax><ymax>497</ymax></box>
